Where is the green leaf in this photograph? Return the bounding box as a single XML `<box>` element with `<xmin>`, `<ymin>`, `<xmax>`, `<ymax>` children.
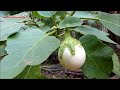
<box><xmin>75</xmin><ymin>25</ymin><xmax>116</xmax><ymax>44</ymax></box>
<box><xmin>79</xmin><ymin>34</ymin><xmax>114</xmax><ymax>79</ymax></box>
<box><xmin>41</xmin><ymin>18</ymin><xmax>54</xmax><ymax>28</ymax></box>
<box><xmin>88</xmin><ymin>20</ymin><xmax>96</xmax><ymax>26</ymax></box>
<box><xmin>12</xmin><ymin>12</ymin><xmax>30</xmax><ymax>17</ymax></box>
<box><xmin>32</xmin><ymin>11</ymin><xmax>44</xmax><ymax>18</ymax></box>
<box><xmin>0</xmin><ymin>12</ymin><xmax>27</xmax><ymax>41</ymax></box>
<box><xmin>58</xmin><ymin>16</ymin><xmax>83</xmax><ymax>29</ymax></box>
<box><xmin>0</xmin><ymin>29</ymin><xmax>60</xmax><ymax>79</ymax></box>
<box><xmin>55</xmin><ymin>11</ymin><xmax>67</xmax><ymax>20</ymax></box>
<box><xmin>20</xmin><ymin>25</ymin><xmax>51</xmax><ymax>33</ymax></box>
<box><xmin>73</xmin><ymin>11</ymin><xmax>97</xmax><ymax>19</ymax></box>
<box><xmin>55</xmin><ymin>16</ymin><xmax>61</xmax><ymax>23</ymax></box>
<box><xmin>37</xmin><ymin>11</ymin><xmax>57</xmax><ymax>18</ymax></box>
<box><xmin>112</xmin><ymin>53</ymin><xmax>120</xmax><ymax>77</ymax></box>
<box><xmin>0</xmin><ymin>41</ymin><xmax>7</xmax><ymax>56</ymax></box>
<box><xmin>36</xmin><ymin>21</ymin><xmax>44</xmax><ymax>27</ymax></box>
<box><xmin>39</xmin><ymin>26</ymin><xmax>51</xmax><ymax>33</ymax></box>
<box><xmin>98</xmin><ymin>12</ymin><xmax>120</xmax><ymax>36</ymax></box>
<box><xmin>56</xmin><ymin>11</ymin><xmax>67</xmax><ymax>17</ymax></box>
<box><xmin>15</xmin><ymin>65</ymin><xmax>47</xmax><ymax>79</ymax></box>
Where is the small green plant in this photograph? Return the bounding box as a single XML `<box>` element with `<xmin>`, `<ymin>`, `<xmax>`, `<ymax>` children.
<box><xmin>0</xmin><ymin>11</ymin><xmax>120</xmax><ymax>79</ymax></box>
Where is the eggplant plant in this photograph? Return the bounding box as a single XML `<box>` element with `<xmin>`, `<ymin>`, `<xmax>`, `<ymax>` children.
<box><xmin>0</xmin><ymin>11</ymin><xmax>120</xmax><ymax>79</ymax></box>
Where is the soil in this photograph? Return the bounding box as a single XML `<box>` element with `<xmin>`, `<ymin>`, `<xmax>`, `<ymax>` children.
<box><xmin>41</xmin><ymin>64</ymin><xmax>86</xmax><ymax>79</ymax></box>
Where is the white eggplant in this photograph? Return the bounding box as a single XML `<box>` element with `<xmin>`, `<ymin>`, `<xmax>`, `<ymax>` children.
<box><xmin>58</xmin><ymin>30</ymin><xmax>86</xmax><ymax>71</ymax></box>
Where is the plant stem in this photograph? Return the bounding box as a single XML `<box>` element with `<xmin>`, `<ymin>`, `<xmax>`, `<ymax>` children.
<box><xmin>65</xmin><ymin>28</ymin><xmax>71</xmax><ymax>39</ymax></box>
<box><xmin>80</xmin><ymin>17</ymin><xmax>99</xmax><ymax>20</ymax></box>
<box><xmin>51</xmin><ymin>16</ymin><xmax>57</xmax><ymax>26</ymax></box>
<box><xmin>46</xmin><ymin>29</ymin><xmax>57</xmax><ymax>36</ymax></box>
<box><xmin>29</xmin><ymin>11</ymin><xmax>40</xmax><ymax>27</ymax></box>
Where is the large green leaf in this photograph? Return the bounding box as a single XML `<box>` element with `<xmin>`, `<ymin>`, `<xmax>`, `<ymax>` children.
<box><xmin>58</xmin><ymin>16</ymin><xmax>83</xmax><ymax>29</ymax></box>
<box><xmin>75</xmin><ymin>25</ymin><xmax>116</xmax><ymax>44</ymax></box>
<box><xmin>112</xmin><ymin>53</ymin><xmax>120</xmax><ymax>77</ymax></box>
<box><xmin>73</xmin><ymin>11</ymin><xmax>97</xmax><ymax>19</ymax></box>
<box><xmin>0</xmin><ymin>12</ymin><xmax>28</xmax><ymax>41</ymax></box>
<box><xmin>37</xmin><ymin>11</ymin><xmax>57</xmax><ymax>18</ymax></box>
<box><xmin>79</xmin><ymin>34</ymin><xmax>114</xmax><ymax>79</ymax></box>
<box><xmin>15</xmin><ymin>65</ymin><xmax>47</xmax><ymax>79</ymax></box>
<box><xmin>0</xmin><ymin>29</ymin><xmax>60</xmax><ymax>79</ymax></box>
<box><xmin>98</xmin><ymin>12</ymin><xmax>120</xmax><ymax>36</ymax></box>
